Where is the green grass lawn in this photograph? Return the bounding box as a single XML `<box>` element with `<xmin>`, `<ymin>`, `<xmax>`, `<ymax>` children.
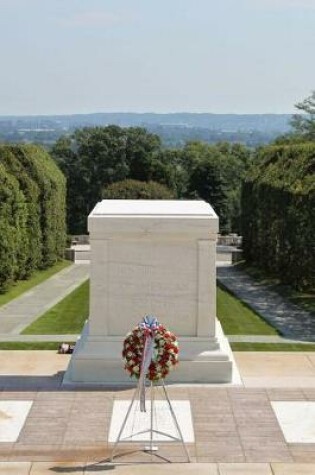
<box><xmin>0</xmin><ymin>260</ymin><xmax>71</xmax><ymax>308</ymax></box>
<box><xmin>217</xmin><ymin>284</ymin><xmax>278</xmax><ymax>335</ymax></box>
<box><xmin>23</xmin><ymin>279</ymin><xmax>277</xmax><ymax>337</ymax></box>
<box><xmin>22</xmin><ymin>280</ymin><xmax>89</xmax><ymax>335</ymax></box>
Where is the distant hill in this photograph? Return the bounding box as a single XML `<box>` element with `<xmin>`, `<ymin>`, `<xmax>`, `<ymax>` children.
<box><xmin>0</xmin><ymin>112</ymin><xmax>293</xmax><ymax>147</ymax></box>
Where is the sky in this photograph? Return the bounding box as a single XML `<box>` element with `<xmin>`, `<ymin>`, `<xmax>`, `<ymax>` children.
<box><xmin>0</xmin><ymin>0</ymin><xmax>314</xmax><ymax>115</ymax></box>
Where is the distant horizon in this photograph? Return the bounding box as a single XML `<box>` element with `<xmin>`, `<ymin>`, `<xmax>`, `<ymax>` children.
<box><xmin>0</xmin><ymin>110</ymin><xmax>295</xmax><ymax>118</ymax></box>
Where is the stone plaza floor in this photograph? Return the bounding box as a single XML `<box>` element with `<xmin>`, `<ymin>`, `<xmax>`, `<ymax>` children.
<box><xmin>0</xmin><ymin>352</ymin><xmax>315</xmax><ymax>473</ymax></box>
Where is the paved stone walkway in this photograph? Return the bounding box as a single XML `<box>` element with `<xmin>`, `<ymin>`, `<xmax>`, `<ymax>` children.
<box><xmin>0</xmin><ymin>385</ymin><xmax>314</xmax><ymax>466</ymax></box>
<box><xmin>0</xmin><ymin>264</ymin><xmax>89</xmax><ymax>335</ymax></box>
<box><xmin>217</xmin><ymin>265</ymin><xmax>315</xmax><ymax>342</ymax></box>
<box><xmin>0</xmin><ymin>351</ymin><xmax>314</xmax><ymax>471</ymax></box>
<box><xmin>1</xmin><ymin>461</ymin><xmax>315</xmax><ymax>474</ymax></box>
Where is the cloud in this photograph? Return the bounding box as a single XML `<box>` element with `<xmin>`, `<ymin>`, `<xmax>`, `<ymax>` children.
<box><xmin>59</xmin><ymin>10</ymin><xmax>127</xmax><ymax>29</ymax></box>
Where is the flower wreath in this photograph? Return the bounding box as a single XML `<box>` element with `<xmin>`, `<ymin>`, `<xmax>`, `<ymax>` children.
<box><xmin>122</xmin><ymin>317</ymin><xmax>179</xmax><ymax>381</ymax></box>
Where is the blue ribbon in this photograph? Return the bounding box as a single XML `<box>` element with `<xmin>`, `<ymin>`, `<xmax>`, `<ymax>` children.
<box><xmin>138</xmin><ymin>315</ymin><xmax>159</xmax><ymax>412</ymax></box>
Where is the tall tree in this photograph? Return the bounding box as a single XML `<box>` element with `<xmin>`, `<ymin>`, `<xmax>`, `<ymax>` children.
<box><xmin>52</xmin><ymin>126</ymin><xmax>166</xmax><ymax>233</ymax></box>
<box><xmin>290</xmin><ymin>90</ymin><xmax>315</xmax><ymax>140</ymax></box>
<box><xmin>125</xmin><ymin>127</ymin><xmax>161</xmax><ymax>181</ymax></box>
<box><xmin>184</xmin><ymin>142</ymin><xmax>250</xmax><ymax>233</ymax></box>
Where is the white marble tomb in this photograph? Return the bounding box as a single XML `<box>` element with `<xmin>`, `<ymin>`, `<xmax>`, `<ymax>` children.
<box><xmin>64</xmin><ymin>200</ymin><xmax>235</xmax><ymax>384</ymax></box>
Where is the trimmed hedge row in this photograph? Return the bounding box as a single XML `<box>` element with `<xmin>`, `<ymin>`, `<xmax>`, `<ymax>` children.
<box><xmin>102</xmin><ymin>179</ymin><xmax>175</xmax><ymax>200</ymax></box>
<box><xmin>241</xmin><ymin>143</ymin><xmax>315</xmax><ymax>290</ymax></box>
<box><xmin>0</xmin><ymin>144</ymin><xmax>66</xmax><ymax>291</ymax></box>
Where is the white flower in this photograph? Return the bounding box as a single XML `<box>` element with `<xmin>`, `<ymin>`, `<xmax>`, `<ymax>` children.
<box><xmin>133</xmin><ymin>365</ymin><xmax>140</xmax><ymax>373</ymax></box>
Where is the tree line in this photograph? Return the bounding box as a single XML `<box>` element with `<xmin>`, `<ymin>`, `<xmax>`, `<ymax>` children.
<box><xmin>0</xmin><ymin>144</ymin><xmax>66</xmax><ymax>292</ymax></box>
<box><xmin>52</xmin><ymin>127</ymin><xmax>251</xmax><ymax>235</ymax></box>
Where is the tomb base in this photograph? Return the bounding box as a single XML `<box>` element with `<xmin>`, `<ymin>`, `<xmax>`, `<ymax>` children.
<box><xmin>63</xmin><ymin>320</ymin><xmax>240</xmax><ymax>385</ymax></box>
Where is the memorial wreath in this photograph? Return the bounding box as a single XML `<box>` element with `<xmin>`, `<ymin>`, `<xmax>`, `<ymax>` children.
<box><xmin>122</xmin><ymin>316</ymin><xmax>179</xmax><ymax>381</ymax></box>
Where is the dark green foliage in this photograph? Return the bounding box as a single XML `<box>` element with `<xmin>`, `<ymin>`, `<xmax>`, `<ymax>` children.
<box><xmin>0</xmin><ymin>163</ymin><xmax>28</xmax><ymax>290</ymax></box>
<box><xmin>102</xmin><ymin>179</ymin><xmax>175</xmax><ymax>200</ymax></box>
<box><xmin>21</xmin><ymin>145</ymin><xmax>66</xmax><ymax>266</ymax></box>
<box><xmin>52</xmin><ymin>126</ymin><xmax>251</xmax><ymax>234</ymax></box>
<box><xmin>189</xmin><ymin>155</ymin><xmax>231</xmax><ymax>232</ymax></box>
<box><xmin>0</xmin><ymin>145</ymin><xmax>42</xmax><ymax>275</ymax></box>
<box><xmin>184</xmin><ymin>142</ymin><xmax>251</xmax><ymax>233</ymax></box>
<box><xmin>0</xmin><ymin>145</ymin><xmax>66</xmax><ymax>292</ymax></box>
<box><xmin>52</xmin><ymin>136</ymin><xmax>88</xmax><ymax>235</ymax></box>
<box><xmin>52</xmin><ymin>126</ymin><xmax>173</xmax><ymax>233</ymax></box>
<box><xmin>53</xmin><ymin>126</ymin><xmax>130</xmax><ymax>233</ymax></box>
<box><xmin>241</xmin><ymin>143</ymin><xmax>315</xmax><ymax>290</ymax></box>
<box><xmin>125</xmin><ymin>128</ymin><xmax>162</xmax><ymax>181</ymax></box>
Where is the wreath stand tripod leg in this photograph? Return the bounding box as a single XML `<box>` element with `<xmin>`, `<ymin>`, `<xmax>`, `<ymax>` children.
<box><xmin>110</xmin><ymin>384</ymin><xmax>139</xmax><ymax>462</ymax></box>
<box><xmin>110</xmin><ymin>379</ymin><xmax>191</xmax><ymax>463</ymax></box>
<box><xmin>144</xmin><ymin>381</ymin><xmax>158</xmax><ymax>452</ymax></box>
<box><xmin>161</xmin><ymin>380</ymin><xmax>191</xmax><ymax>463</ymax></box>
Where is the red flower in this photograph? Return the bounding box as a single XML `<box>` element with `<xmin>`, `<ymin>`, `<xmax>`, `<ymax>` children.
<box><xmin>123</xmin><ymin>325</ymin><xmax>178</xmax><ymax>380</ymax></box>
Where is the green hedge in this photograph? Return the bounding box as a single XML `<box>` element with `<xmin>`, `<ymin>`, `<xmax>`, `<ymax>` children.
<box><xmin>0</xmin><ymin>146</ymin><xmax>42</xmax><ymax>276</ymax></box>
<box><xmin>7</xmin><ymin>145</ymin><xmax>66</xmax><ymax>267</ymax></box>
<box><xmin>0</xmin><ymin>145</ymin><xmax>66</xmax><ymax>292</ymax></box>
<box><xmin>241</xmin><ymin>143</ymin><xmax>315</xmax><ymax>290</ymax></box>
<box><xmin>102</xmin><ymin>179</ymin><xmax>175</xmax><ymax>200</ymax></box>
<box><xmin>0</xmin><ymin>163</ymin><xmax>28</xmax><ymax>290</ymax></box>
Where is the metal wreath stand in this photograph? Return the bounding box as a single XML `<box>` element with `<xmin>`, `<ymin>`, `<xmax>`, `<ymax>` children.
<box><xmin>110</xmin><ymin>316</ymin><xmax>191</xmax><ymax>463</ymax></box>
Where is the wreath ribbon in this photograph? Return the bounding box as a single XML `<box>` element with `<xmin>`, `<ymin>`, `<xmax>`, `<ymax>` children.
<box><xmin>138</xmin><ymin>315</ymin><xmax>159</xmax><ymax>412</ymax></box>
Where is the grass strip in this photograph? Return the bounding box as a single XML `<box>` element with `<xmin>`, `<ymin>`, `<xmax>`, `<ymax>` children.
<box><xmin>231</xmin><ymin>342</ymin><xmax>315</xmax><ymax>351</ymax></box>
<box><xmin>0</xmin><ymin>260</ymin><xmax>72</xmax><ymax>308</ymax></box>
<box><xmin>217</xmin><ymin>284</ymin><xmax>278</xmax><ymax>335</ymax></box>
<box><xmin>22</xmin><ymin>280</ymin><xmax>89</xmax><ymax>334</ymax></box>
<box><xmin>0</xmin><ymin>341</ymin><xmax>315</xmax><ymax>352</ymax></box>
<box><xmin>0</xmin><ymin>342</ymin><xmax>75</xmax><ymax>350</ymax></box>
<box><xmin>1</xmin><ymin>342</ymin><xmax>314</xmax><ymax>351</ymax></box>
